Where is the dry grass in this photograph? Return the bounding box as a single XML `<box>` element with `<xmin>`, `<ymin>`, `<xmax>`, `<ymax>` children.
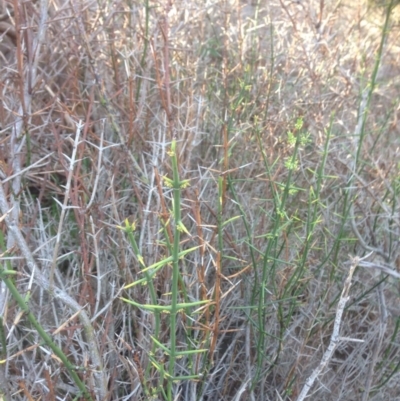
<box><xmin>0</xmin><ymin>0</ymin><xmax>399</xmax><ymax>400</ymax></box>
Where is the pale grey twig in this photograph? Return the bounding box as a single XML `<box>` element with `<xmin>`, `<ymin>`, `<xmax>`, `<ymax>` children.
<box><xmin>295</xmin><ymin>256</ymin><xmax>360</xmax><ymax>401</ymax></box>
<box><xmin>85</xmin><ymin>119</ymin><xmax>108</xmax><ymax>212</ymax></box>
<box><xmin>90</xmin><ymin>215</ymin><xmax>102</xmax><ymax>318</ymax></box>
<box><xmin>0</xmin><ymin>153</ymin><xmax>53</xmax><ymax>184</ymax></box>
<box><xmin>31</xmin><ymin>0</ymin><xmax>48</xmax><ymax>90</ymax></box>
<box><xmin>358</xmin><ymin>260</ymin><xmax>400</xmax><ymax>279</ymax></box>
<box><xmin>0</xmin><ymin>182</ymin><xmax>107</xmax><ymax>400</ymax></box>
<box><xmin>49</xmin><ymin>122</ymin><xmax>82</xmax><ymax>289</ymax></box>
<box><xmin>232</xmin><ymin>378</ymin><xmax>251</xmax><ymax>401</ymax></box>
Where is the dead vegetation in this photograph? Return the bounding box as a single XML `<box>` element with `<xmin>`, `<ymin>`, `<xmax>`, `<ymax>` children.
<box><xmin>0</xmin><ymin>0</ymin><xmax>399</xmax><ymax>400</ymax></box>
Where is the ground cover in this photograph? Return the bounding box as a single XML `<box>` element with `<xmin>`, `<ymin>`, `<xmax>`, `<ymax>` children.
<box><xmin>0</xmin><ymin>1</ymin><xmax>399</xmax><ymax>400</ymax></box>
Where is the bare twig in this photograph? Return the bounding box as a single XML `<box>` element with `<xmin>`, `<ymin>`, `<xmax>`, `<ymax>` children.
<box><xmin>49</xmin><ymin>121</ymin><xmax>82</xmax><ymax>289</ymax></box>
<box><xmin>295</xmin><ymin>256</ymin><xmax>360</xmax><ymax>401</ymax></box>
<box><xmin>358</xmin><ymin>260</ymin><xmax>400</xmax><ymax>279</ymax></box>
<box><xmin>0</xmin><ymin>153</ymin><xmax>54</xmax><ymax>184</ymax></box>
<box><xmin>0</xmin><ymin>182</ymin><xmax>107</xmax><ymax>400</ymax></box>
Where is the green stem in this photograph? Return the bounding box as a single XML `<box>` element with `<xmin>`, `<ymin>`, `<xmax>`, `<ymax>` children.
<box><xmin>126</xmin><ymin>229</ymin><xmax>159</xmax><ymax>395</ymax></box>
<box><xmin>0</xmin><ymin>261</ymin><xmax>93</xmax><ymax>401</ymax></box>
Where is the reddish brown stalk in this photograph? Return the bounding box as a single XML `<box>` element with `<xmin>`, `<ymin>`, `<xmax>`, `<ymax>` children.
<box><xmin>44</xmin><ymin>365</ymin><xmax>56</xmax><ymax>401</ymax></box>
<box><xmin>18</xmin><ymin>381</ymin><xmax>35</xmax><ymax>401</ymax></box>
